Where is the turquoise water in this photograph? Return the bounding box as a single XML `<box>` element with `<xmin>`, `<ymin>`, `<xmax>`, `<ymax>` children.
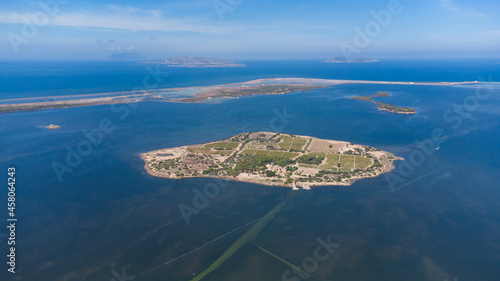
<box><xmin>0</xmin><ymin>60</ymin><xmax>500</xmax><ymax>280</ymax></box>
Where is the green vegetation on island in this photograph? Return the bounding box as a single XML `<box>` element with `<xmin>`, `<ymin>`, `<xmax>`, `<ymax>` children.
<box><xmin>0</xmin><ymin>84</ymin><xmax>325</xmax><ymax>113</ymax></box>
<box><xmin>351</xmin><ymin>91</ymin><xmax>416</xmax><ymax>114</ymax></box>
<box><xmin>141</xmin><ymin>132</ymin><xmax>403</xmax><ymax>189</ymax></box>
<box><xmin>0</xmin><ymin>99</ymin><xmax>131</xmax><ymax>113</ymax></box>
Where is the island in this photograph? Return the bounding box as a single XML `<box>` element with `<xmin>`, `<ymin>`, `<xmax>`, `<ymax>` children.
<box><xmin>45</xmin><ymin>124</ymin><xmax>61</xmax><ymax>129</ymax></box>
<box><xmin>351</xmin><ymin>91</ymin><xmax>416</xmax><ymax>114</ymax></box>
<box><xmin>0</xmin><ymin>78</ymin><xmax>477</xmax><ymax>114</ymax></box>
<box><xmin>144</xmin><ymin>56</ymin><xmax>246</xmax><ymax>67</ymax></box>
<box><xmin>324</xmin><ymin>56</ymin><xmax>378</xmax><ymax>63</ymax></box>
<box><xmin>0</xmin><ymin>84</ymin><xmax>324</xmax><ymax>113</ymax></box>
<box><xmin>106</xmin><ymin>52</ymin><xmax>146</xmax><ymax>62</ymax></box>
<box><xmin>141</xmin><ymin>132</ymin><xmax>403</xmax><ymax>189</ymax></box>
<box><xmin>0</xmin><ymin>94</ymin><xmax>143</xmax><ymax>114</ymax></box>
<box><xmin>174</xmin><ymin>84</ymin><xmax>326</xmax><ymax>103</ymax></box>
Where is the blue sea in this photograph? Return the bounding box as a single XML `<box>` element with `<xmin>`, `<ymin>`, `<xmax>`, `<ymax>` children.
<box><xmin>1</xmin><ymin>59</ymin><xmax>500</xmax><ymax>281</ymax></box>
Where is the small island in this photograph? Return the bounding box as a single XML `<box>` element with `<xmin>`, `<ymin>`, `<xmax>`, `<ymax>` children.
<box><xmin>351</xmin><ymin>92</ymin><xmax>416</xmax><ymax>114</ymax></box>
<box><xmin>141</xmin><ymin>132</ymin><xmax>403</xmax><ymax>189</ymax></box>
<box><xmin>106</xmin><ymin>52</ymin><xmax>146</xmax><ymax>61</ymax></box>
<box><xmin>145</xmin><ymin>56</ymin><xmax>246</xmax><ymax>67</ymax></box>
<box><xmin>46</xmin><ymin>124</ymin><xmax>61</xmax><ymax>129</ymax></box>
<box><xmin>324</xmin><ymin>56</ymin><xmax>378</xmax><ymax>63</ymax></box>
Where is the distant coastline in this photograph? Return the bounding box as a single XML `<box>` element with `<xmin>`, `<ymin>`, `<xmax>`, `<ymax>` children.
<box><xmin>142</xmin><ymin>56</ymin><xmax>246</xmax><ymax>67</ymax></box>
<box><xmin>324</xmin><ymin>56</ymin><xmax>379</xmax><ymax>63</ymax></box>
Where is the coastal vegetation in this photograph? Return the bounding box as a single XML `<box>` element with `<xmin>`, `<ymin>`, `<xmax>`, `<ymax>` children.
<box><xmin>174</xmin><ymin>84</ymin><xmax>326</xmax><ymax>103</ymax></box>
<box><xmin>351</xmin><ymin>91</ymin><xmax>416</xmax><ymax>114</ymax></box>
<box><xmin>0</xmin><ymin>84</ymin><xmax>324</xmax><ymax>113</ymax></box>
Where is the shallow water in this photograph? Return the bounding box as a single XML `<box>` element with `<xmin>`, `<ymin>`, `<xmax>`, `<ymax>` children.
<box><xmin>0</xmin><ymin>60</ymin><xmax>499</xmax><ymax>280</ymax></box>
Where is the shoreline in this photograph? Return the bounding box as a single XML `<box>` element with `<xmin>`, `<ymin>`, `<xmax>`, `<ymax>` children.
<box><xmin>378</xmin><ymin>107</ymin><xmax>415</xmax><ymax>114</ymax></box>
<box><xmin>140</xmin><ymin>132</ymin><xmax>404</xmax><ymax>190</ymax></box>
<box><xmin>142</xmin><ymin>159</ymin><xmax>399</xmax><ymax>189</ymax></box>
<box><xmin>139</xmin><ymin>62</ymin><xmax>246</xmax><ymax>67</ymax></box>
<box><xmin>0</xmin><ymin>78</ymin><xmax>480</xmax><ymax>102</ymax></box>
<box><xmin>0</xmin><ymin>78</ymin><xmax>480</xmax><ymax>114</ymax></box>
<box><xmin>351</xmin><ymin>91</ymin><xmax>416</xmax><ymax>114</ymax></box>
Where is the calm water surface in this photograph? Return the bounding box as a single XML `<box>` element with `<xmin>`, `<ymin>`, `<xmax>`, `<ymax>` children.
<box><xmin>0</xmin><ymin>60</ymin><xmax>499</xmax><ymax>280</ymax></box>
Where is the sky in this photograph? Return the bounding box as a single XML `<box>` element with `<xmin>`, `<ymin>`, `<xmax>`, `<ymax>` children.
<box><xmin>0</xmin><ymin>0</ymin><xmax>499</xmax><ymax>60</ymax></box>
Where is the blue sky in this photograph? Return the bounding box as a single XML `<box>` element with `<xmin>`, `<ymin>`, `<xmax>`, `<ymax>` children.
<box><xmin>0</xmin><ymin>0</ymin><xmax>499</xmax><ymax>60</ymax></box>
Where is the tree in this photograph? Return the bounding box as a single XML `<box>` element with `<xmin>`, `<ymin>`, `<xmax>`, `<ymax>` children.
<box><xmin>265</xmin><ymin>170</ymin><xmax>277</xmax><ymax>177</ymax></box>
<box><xmin>231</xmin><ymin>169</ymin><xmax>239</xmax><ymax>177</ymax></box>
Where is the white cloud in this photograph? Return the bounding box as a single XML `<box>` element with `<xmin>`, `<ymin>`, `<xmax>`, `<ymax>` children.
<box><xmin>108</xmin><ymin>46</ymin><xmax>135</xmax><ymax>51</ymax></box>
<box><xmin>436</xmin><ymin>0</ymin><xmax>489</xmax><ymax>20</ymax></box>
<box><xmin>0</xmin><ymin>4</ymin><xmax>341</xmax><ymax>37</ymax></box>
<box><xmin>0</xmin><ymin>7</ymin><xmax>238</xmax><ymax>34</ymax></box>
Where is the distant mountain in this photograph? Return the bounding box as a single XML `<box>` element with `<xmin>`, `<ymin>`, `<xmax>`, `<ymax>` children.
<box><xmin>324</xmin><ymin>56</ymin><xmax>378</xmax><ymax>63</ymax></box>
<box><xmin>106</xmin><ymin>52</ymin><xmax>146</xmax><ymax>61</ymax></box>
<box><xmin>160</xmin><ymin>56</ymin><xmax>245</xmax><ymax>67</ymax></box>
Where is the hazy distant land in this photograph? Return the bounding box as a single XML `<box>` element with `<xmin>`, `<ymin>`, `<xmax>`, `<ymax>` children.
<box><xmin>324</xmin><ymin>56</ymin><xmax>379</xmax><ymax>63</ymax></box>
<box><xmin>143</xmin><ymin>56</ymin><xmax>246</xmax><ymax>67</ymax></box>
<box><xmin>0</xmin><ymin>78</ymin><xmax>479</xmax><ymax>114</ymax></box>
<box><xmin>106</xmin><ymin>52</ymin><xmax>146</xmax><ymax>61</ymax></box>
<box><xmin>141</xmin><ymin>132</ymin><xmax>403</xmax><ymax>189</ymax></box>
